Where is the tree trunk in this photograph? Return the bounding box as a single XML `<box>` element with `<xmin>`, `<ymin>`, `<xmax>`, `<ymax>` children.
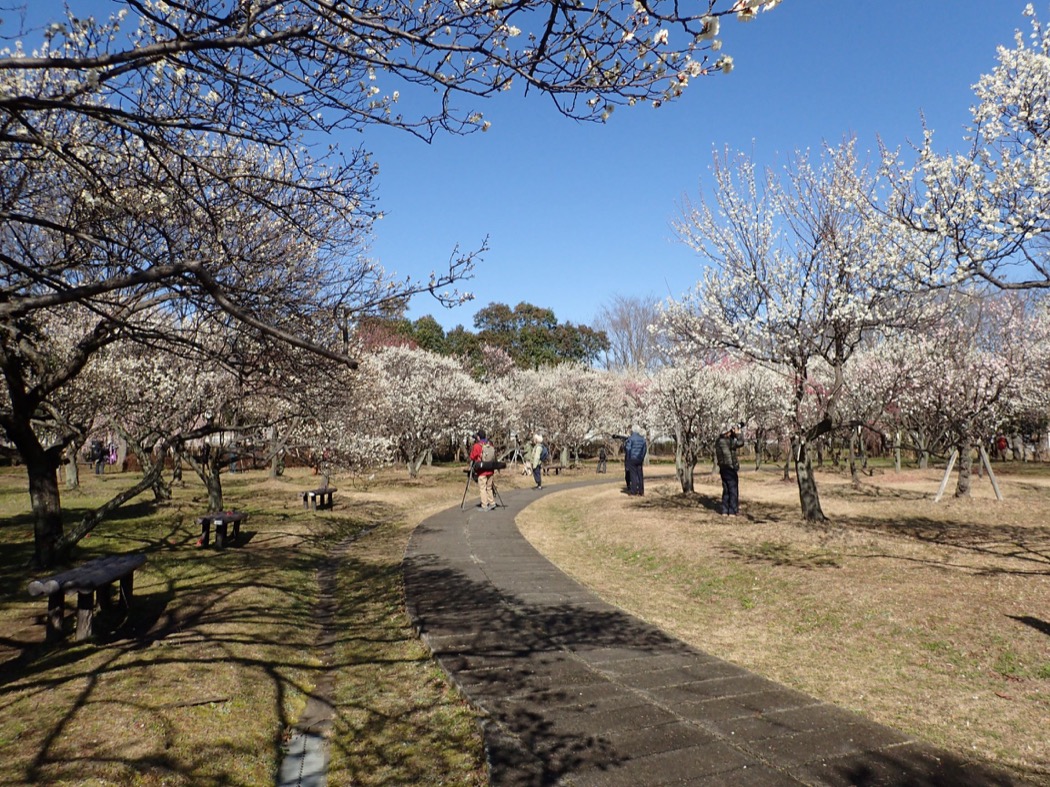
<box><xmin>172</xmin><ymin>450</ymin><xmax>183</xmax><ymax>484</ymax></box>
<box><xmin>268</xmin><ymin>429</ymin><xmax>281</xmax><ymax>478</ymax></box>
<box><xmin>115</xmin><ymin>435</ymin><xmax>127</xmax><ymax>472</ymax></box>
<box><xmin>893</xmin><ymin>431</ymin><xmax>901</xmax><ymax>473</ymax></box>
<box><xmin>848</xmin><ymin>430</ymin><xmax>859</xmax><ymax>487</ymax></box>
<box><xmin>57</xmin><ymin>458</ymin><xmax>167</xmax><ymax>553</ymax></box>
<box><xmin>954</xmin><ymin>443</ymin><xmax>973</xmax><ymax>498</ymax></box>
<box><xmin>111</xmin><ymin>421</ymin><xmax>170</xmax><ymax>502</ymax></box>
<box><xmin>913</xmin><ymin>430</ymin><xmax>929</xmax><ymax>469</ymax></box>
<box><xmin>675</xmin><ymin>447</ymin><xmax>695</xmax><ymax>493</ymax></box>
<box><xmin>407</xmin><ymin>450</ymin><xmax>427</xmax><ymax>478</ymax></box>
<box><xmin>65</xmin><ymin>446</ymin><xmax>80</xmax><ymax>491</ymax></box>
<box><xmin>204</xmin><ymin>454</ymin><xmax>224</xmax><ymax>510</ymax></box>
<box><xmin>753</xmin><ymin>428</ymin><xmax>764</xmax><ymax>471</ymax></box>
<box><xmin>794</xmin><ymin>441</ymin><xmax>826</xmax><ymax>521</ymax></box>
<box><xmin>28</xmin><ymin>454</ymin><xmax>65</xmax><ymax>568</ymax></box>
<box><xmin>672</xmin><ymin>426</ymin><xmax>691</xmax><ymax>493</ymax></box>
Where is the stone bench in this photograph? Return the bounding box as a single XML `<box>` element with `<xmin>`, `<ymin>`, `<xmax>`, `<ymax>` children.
<box><xmin>196</xmin><ymin>511</ymin><xmax>247</xmax><ymax>549</ymax></box>
<box><xmin>301</xmin><ymin>487</ymin><xmax>336</xmax><ymax>511</ymax></box>
<box><xmin>28</xmin><ymin>553</ymin><xmax>147</xmax><ymax>642</ymax></box>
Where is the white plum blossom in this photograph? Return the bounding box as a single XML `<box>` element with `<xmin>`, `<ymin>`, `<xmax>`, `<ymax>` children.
<box><xmin>883</xmin><ymin>5</ymin><xmax>1050</xmax><ymax>289</ymax></box>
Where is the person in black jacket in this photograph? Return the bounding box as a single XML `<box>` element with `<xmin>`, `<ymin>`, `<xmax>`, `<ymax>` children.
<box><xmin>715</xmin><ymin>424</ymin><xmax>746</xmax><ymax>515</ymax></box>
<box><xmin>624</xmin><ymin>427</ymin><xmax>647</xmax><ymax>496</ymax></box>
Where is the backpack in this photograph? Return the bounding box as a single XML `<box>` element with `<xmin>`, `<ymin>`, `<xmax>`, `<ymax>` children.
<box><xmin>540</xmin><ymin>444</ymin><xmax>550</xmax><ymax>463</ymax></box>
<box><xmin>480</xmin><ymin>441</ymin><xmax>496</xmax><ymax>463</ymax></box>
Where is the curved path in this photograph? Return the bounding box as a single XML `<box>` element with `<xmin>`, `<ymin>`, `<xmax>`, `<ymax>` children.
<box><xmin>404</xmin><ymin>480</ymin><xmax>1030</xmax><ymax>787</ymax></box>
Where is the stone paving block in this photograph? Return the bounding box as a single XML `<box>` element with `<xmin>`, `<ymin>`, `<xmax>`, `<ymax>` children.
<box><xmin>649</xmin><ymin>673</ymin><xmax>779</xmax><ymax>704</ymax></box>
<box><xmin>680</xmin><ymin>763</ymin><xmax>806</xmax><ymax>786</ymax></box>
<box><xmin>404</xmin><ymin>484</ymin><xmax>1039</xmax><ymax>787</ymax></box>
<box><xmin>538</xmin><ymin>697</ymin><xmax>681</xmax><ymax>737</ymax></box>
<box><xmin>568</xmin><ymin>739</ymin><xmax>759</xmax><ymax>786</ymax></box>
<box><xmin>676</xmin><ymin>687</ymin><xmax>819</xmax><ymax>724</ymax></box>
<box><xmin>744</xmin><ymin>720</ymin><xmax>912</xmax><ymax>768</ymax></box>
<box><xmin>709</xmin><ymin>701</ymin><xmax>868</xmax><ymax>741</ymax></box>
<box><xmin>614</xmin><ymin>661</ymin><xmax>751</xmax><ymax>690</ymax></box>
<box><xmin>790</xmin><ymin>741</ymin><xmax>1025</xmax><ymax>786</ymax></box>
<box><xmin>501</xmin><ymin>681</ymin><xmax>638</xmax><ymax>711</ymax></box>
<box><xmin>580</xmin><ymin>650</ymin><xmax>721</xmax><ymax>674</ymax></box>
<box><xmin>565</xmin><ymin>644</ymin><xmax>682</xmax><ymax>664</ymax></box>
<box><xmin>596</xmin><ymin>720</ymin><xmax>721</xmax><ymax>759</ymax></box>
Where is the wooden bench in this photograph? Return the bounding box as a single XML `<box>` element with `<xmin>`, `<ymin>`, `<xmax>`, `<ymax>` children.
<box><xmin>301</xmin><ymin>487</ymin><xmax>337</xmax><ymax>510</ymax></box>
<box><xmin>28</xmin><ymin>553</ymin><xmax>147</xmax><ymax>642</ymax></box>
<box><xmin>542</xmin><ymin>464</ymin><xmax>568</xmax><ymax>476</ymax></box>
<box><xmin>196</xmin><ymin>511</ymin><xmax>248</xmax><ymax>549</ymax></box>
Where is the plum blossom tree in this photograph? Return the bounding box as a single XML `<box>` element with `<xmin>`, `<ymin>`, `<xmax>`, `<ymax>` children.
<box><xmin>882</xmin><ymin>5</ymin><xmax>1050</xmax><ymax>291</ymax></box>
<box><xmin>646</xmin><ymin>360</ymin><xmax>736</xmax><ymax>493</ymax></box>
<box><xmin>504</xmin><ymin>364</ymin><xmax>626</xmax><ymax>464</ymax></box>
<box><xmin>888</xmin><ymin>291</ymin><xmax>1050</xmax><ymax>497</ymax></box>
<box><xmin>3</xmin><ymin>0</ymin><xmax>785</xmax><ymax>566</ymax></box>
<box><xmin>646</xmin><ymin>357</ymin><xmax>791</xmax><ymax>493</ymax></box>
<box><xmin>662</xmin><ymin>139</ymin><xmax>929</xmax><ymax>520</ymax></box>
<box><xmin>359</xmin><ymin>347</ymin><xmax>479</xmax><ymax>477</ymax></box>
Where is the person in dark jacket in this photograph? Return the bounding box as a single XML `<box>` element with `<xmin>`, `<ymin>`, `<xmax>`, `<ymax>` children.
<box><xmin>715</xmin><ymin>424</ymin><xmax>746</xmax><ymax>515</ymax></box>
<box><xmin>624</xmin><ymin>426</ymin><xmax>647</xmax><ymax>496</ymax></box>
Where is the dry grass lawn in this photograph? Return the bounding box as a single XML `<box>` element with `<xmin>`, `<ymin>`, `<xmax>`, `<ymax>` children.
<box><xmin>0</xmin><ymin>465</ymin><xmax>487</xmax><ymax>786</ymax></box>
<box><xmin>516</xmin><ymin>461</ymin><xmax>1050</xmax><ymax>785</ymax></box>
<box><xmin>2</xmin><ymin>458</ymin><xmax>1047</xmax><ymax>785</ymax></box>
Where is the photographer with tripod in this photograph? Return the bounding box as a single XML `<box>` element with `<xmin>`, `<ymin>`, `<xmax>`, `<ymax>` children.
<box><xmin>469</xmin><ymin>429</ymin><xmax>498</xmax><ymax>511</ymax></box>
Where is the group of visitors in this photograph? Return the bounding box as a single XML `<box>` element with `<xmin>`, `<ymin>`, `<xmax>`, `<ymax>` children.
<box><xmin>468</xmin><ymin>422</ymin><xmax>749</xmax><ymax>516</ymax></box>
<box><xmin>468</xmin><ymin>431</ymin><xmax>549</xmax><ymax>510</ymax></box>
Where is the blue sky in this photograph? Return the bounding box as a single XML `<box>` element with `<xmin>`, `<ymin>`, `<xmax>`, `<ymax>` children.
<box><xmin>362</xmin><ymin>0</ymin><xmax>1037</xmax><ymax>331</ymax></box>
<box><xmin>13</xmin><ymin>1</ymin><xmax>1038</xmax><ymax>332</ymax></box>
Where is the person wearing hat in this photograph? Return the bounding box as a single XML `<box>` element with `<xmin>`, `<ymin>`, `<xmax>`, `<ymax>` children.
<box><xmin>469</xmin><ymin>429</ymin><xmax>497</xmax><ymax>510</ymax></box>
<box><xmin>529</xmin><ymin>434</ymin><xmax>546</xmax><ymax>490</ymax></box>
<box><xmin>715</xmin><ymin>424</ymin><xmax>746</xmax><ymax>515</ymax></box>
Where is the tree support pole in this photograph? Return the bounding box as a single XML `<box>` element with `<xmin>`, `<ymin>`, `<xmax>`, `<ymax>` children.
<box><xmin>933</xmin><ymin>450</ymin><xmax>958</xmax><ymax>503</ymax></box>
<box><xmin>978</xmin><ymin>446</ymin><xmax>1004</xmax><ymax>501</ymax></box>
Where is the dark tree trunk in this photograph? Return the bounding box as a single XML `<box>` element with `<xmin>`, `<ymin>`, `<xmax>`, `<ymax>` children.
<box><xmin>28</xmin><ymin>453</ymin><xmax>65</xmax><ymax>568</ymax></box>
<box><xmin>753</xmin><ymin>428</ymin><xmax>765</xmax><ymax>471</ymax></box>
<box><xmin>794</xmin><ymin>441</ymin><xmax>827</xmax><ymax>522</ymax></box>
<box><xmin>673</xmin><ymin>426</ymin><xmax>695</xmax><ymax>493</ymax></box>
<box><xmin>206</xmin><ymin>455</ymin><xmax>224</xmax><ymax>511</ymax></box>
<box><xmin>955</xmin><ymin>443</ymin><xmax>973</xmax><ymax>498</ymax></box>
<box><xmin>848</xmin><ymin>430</ymin><xmax>859</xmax><ymax>487</ymax></box>
<box><xmin>172</xmin><ymin>450</ymin><xmax>183</xmax><ymax>484</ymax></box>
<box><xmin>57</xmin><ymin>459</ymin><xmax>166</xmax><ymax>553</ymax></box>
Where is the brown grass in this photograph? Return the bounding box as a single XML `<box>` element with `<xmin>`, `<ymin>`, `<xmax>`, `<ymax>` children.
<box><xmin>516</xmin><ymin>461</ymin><xmax>1050</xmax><ymax>784</ymax></box>
<box><xmin>0</xmin><ymin>464</ymin><xmax>488</xmax><ymax>786</ymax></box>
<box><xmin>4</xmin><ymin>458</ymin><xmax>1047</xmax><ymax>785</ymax></box>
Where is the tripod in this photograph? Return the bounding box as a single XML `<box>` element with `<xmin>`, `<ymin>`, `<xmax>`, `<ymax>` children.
<box><xmin>460</xmin><ymin>461</ymin><xmax>505</xmax><ymax>510</ymax></box>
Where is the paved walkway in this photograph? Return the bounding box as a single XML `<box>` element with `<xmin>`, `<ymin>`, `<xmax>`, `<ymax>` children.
<box><xmin>404</xmin><ymin>480</ymin><xmax>1032</xmax><ymax>787</ymax></box>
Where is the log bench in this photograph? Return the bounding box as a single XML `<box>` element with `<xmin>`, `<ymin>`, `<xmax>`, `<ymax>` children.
<box><xmin>27</xmin><ymin>553</ymin><xmax>147</xmax><ymax>642</ymax></box>
<box><xmin>301</xmin><ymin>487</ymin><xmax>337</xmax><ymax>510</ymax></box>
<box><xmin>196</xmin><ymin>511</ymin><xmax>247</xmax><ymax>549</ymax></box>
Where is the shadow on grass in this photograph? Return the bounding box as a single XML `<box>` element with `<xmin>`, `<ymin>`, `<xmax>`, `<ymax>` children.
<box><xmin>1008</xmin><ymin>615</ymin><xmax>1050</xmax><ymax>638</ymax></box>
<box><xmin>0</xmin><ymin>495</ymin><xmax>471</xmax><ymax>787</ymax></box>
<box><xmin>620</xmin><ymin>478</ymin><xmax>1050</xmax><ymax>576</ymax></box>
<box><xmin>404</xmin><ymin>511</ymin><xmax>1033</xmax><ymax>787</ymax></box>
